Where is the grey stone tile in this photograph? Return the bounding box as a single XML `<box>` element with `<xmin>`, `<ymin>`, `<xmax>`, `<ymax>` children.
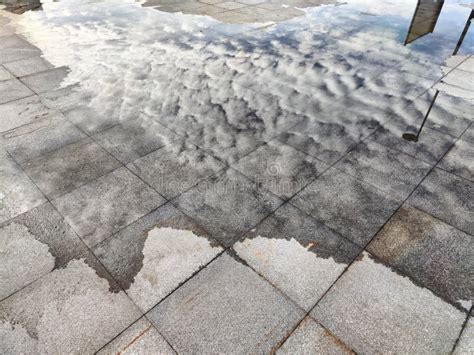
<box><xmin>237</xmin><ymin>0</ymin><xmax>266</xmax><ymax>4</ymax></box>
<box><xmin>148</xmin><ymin>253</ymin><xmax>304</xmax><ymax>353</ymax></box>
<box><xmin>438</xmin><ymin>139</ymin><xmax>473</xmax><ymax>181</ymax></box>
<box><xmin>454</xmin><ymin>317</ymin><xmax>473</xmax><ymax>355</ymax></box>
<box><xmin>2</xmin><ymin>114</ymin><xmax>86</xmax><ymax>163</ymax></box>
<box><xmin>335</xmin><ymin>141</ymin><xmax>432</xmax><ymax>200</ymax></box>
<box><xmin>277</xmin><ymin>120</ymin><xmax>365</xmax><ymax>165</ymax></box>
<box><xmin>277</xmin><ymin>317</ymin><xmax>354</xmax><ymax>355</ymax></box>
<box><xmin>292</xmin><ymin>168</ymin><xmax>400</xmax><ymax>246</ymax></box>
<box><xmin>0</xmin><ymin>34</ymin><xmax>41</xmax><ymax>64</ymax></box>
<box><xmin>98</xmin><ymin>318</ymin><xmax>175</xmax><ymax>355</ymax></box>
<box><xmin>65</xmin><ymin>105</ymin><xmax>121</xmax><ymax>134</ymax></box>
<box><xmin>0</xmin><ymin>78</ymin><xmax>34</xmax><ymax>104</ymax></box>
<box><xmin>93</xmin><ymin>204</ymin><xmax>223</xmax><ymax>312</ymax></box>
<box><xmin>371</xmin><ymin>117</ymin><xmax>455</xmax><ymax>165</ymax></box>
<box><xmin>20</xmin><ymin>67</ymin><xmax>69</xmax><ymax>94</ymax></box>
<box><xmin>3</xmin><ymin>56</ymin><xmax>54</xmax><ymax>78</ymax></box>
<box><xmin>368</xmin><ymin>206</ymin><xmax>473</xmax><ymax>310</ymax></box>
<box><xmin>439</xmin><ymin>68</ymin><xmax>474</xmax><ymax>93</ymax></box>
<box><xmin>0</xmin><ymin>149</ymin><xmax>46</xmax><ymax>224</ymax></box>
<box><xmin>234</xmin><ymin>203</ymin><xmax>360</xmax><ymax>310</ymax></box>
<box><xmin>53</xmin><ymin>167</ymin><xmax>166</xmax><ymax>247</ymax></box>
<box><xmin>174</xmin><ymin>168</ymin><xmax>283</xmax><ymax>246</ymax></box>
<box><xmin>0</xmin><ymin>65</ymin><xmax>13</xmax><ymax>81</ymax></box>
<box><xmin>21</xmin><ymin>138</ymin><xmax>121</xmax><ymax>199</ymax></box>
<box><xmin>457</xmin><ymin>56</ymin><xmax>474</xmax><ymax>73</ymax></box>
<box><xmin>214</xmin><ymin>1</ymin><xmax>248</xmax><ymax>9</ymax></box>
<box><xmin>0</xmin><ymin>203</ymin><xmax>87</xmax><ymax>300</ymax></box>
<box><xmin>93</xmin><ymin>121</ymin><xmax>178</xmax><ymax>164</ymax></box>
<box><xmin>40</xmin><ymin>85</ymin><xmax>90</xmax><ymax>112</ymax></box>
<box><xmin>312</xmin><ymin>252</ymin><xmax>466</xmax><ymax>354</ymax></box>
<box><xmin>366</xmin><ymin>71</ymin><xmax>434</xmax><ymax>99</ymax></box>
<box><xmin>127</xmin><ymin>140</ymin><xmax>225</xmax><ymax>199</ymax></box>
<box><xmin>462</xmin><ymin>125</ymin><xmax>474</xmax><ymax>144</ymax></box>
<box><xmin>407</xmin><ymin>168</ymin><xmax>473</xmax><ymax>235</ymax></box>
<box><xmin>232</xmin><ymin>140</ymin><xmax>328</xmax><ymax>199</ymax></box>
<box><xmin>0</xmin><ymin>253</ymin><xmax>142</xmax><ymax>354</ymax></box>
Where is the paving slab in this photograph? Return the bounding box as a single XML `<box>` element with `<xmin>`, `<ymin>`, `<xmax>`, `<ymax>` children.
<box><xmin>20</xmin><ymin>66</ymin><xmax>69</xmax><ymax>94</ymax></box>
<box><xmin>0</xmin><ymin>202</ymin><xmax>87</xmax><ymax>300</ymax></box>
<box><xmin>174</xmin><ymin>168</ymin><xmax>283</xmax><ymax>246</ymax></box>
<box><xmin>53</xmin><ymin>167</ymin><xmax>166</xmax><ymax>247</ymax></box>
<box><xmin>39</xmin><ymin>85</ymin><xmax>90</xmax><ymax>112</ymax></box>
<box><xmin>462</xmin><ymin>125</ymin><xmax>474</xmax><ymax>144</ymax></box>
<box><xmin>3</xmin><ymin>56</ymin><xmax>54</xmax><ymax>78</ymax></box>
<box><xmin>291</xmin><ymin>168</ymin><xmax>400</xmax><ymax>245</ymax></box>
<box><xmin>407</xmin><ymin>168</ymin><xmax>473</xmax><ymax>235</ymax></box>
<box><xmin>233</xmin><ymin>203</ymin><xmax>360</xmax><ymax>310</ymax></box>
<box><xmin>335</xmin><ymin>141</ymin><xmax>432</xmax><ymax>200</ymax></box>
<box><xmin>97</xmin><ymin>318</ymin><xmax>175</xmax><ymax>355</ymax></box>
<box><xmin>93</xmin><ymin>204</ymin><xmax>223</xmax><ymax>312</ymax></box>
<box><xmin>276</xmin><ymin>317</ymin><xmax>353</xmax><ymax>355</ymax></box>
<box><xmin>93</xmin><ymin>121</ymin><xmax>178</xmax><ymax>164</ymax></box>
<box><xmin>312</xmin><ymin>252</ymin><xmax>466</xmax><ymax>354</ymax></box>
<box><xmin>0</xmin><ymin>149</ymin><xmax>46</xmax><ymax>224</ymax></box>
<box><xmin>127</xmin><ymin>140</ymin><xmax>225</xmax><ymax>199</ymax></box>
<box><xmin>232</xmin><ymin>140</ymin><xmax>328</xmax><ymax>199</ymax></box>
<box><xmin>148</xmin><ymin>253</ymin><xmax>304</xmax><ymax>354</ymax></box>
<box><xmin>0</xmin><ymin>34</ymin><xmax>41</xmax><ymax>64</ymax></box>
<box><xmin>368</xmin><ymin>205</ymin><xmax>473</xmax><ymax>310</ymax></box>
<box><xmin>21</xmin><ymin>137</ymin><xmax>121</xmax><ymax>199</ymax></box>
<box><xmin>454</xmin><ymin>316</ymin><xmax>473</xmax><ymax>355</ymax></box>
<box><xmin>0</xmin><ymin>65</ymin><xmax>13</xmax><ymax>81</ymax></box>
<box><xmin>65</xmin><ymin>105</ymin><xmax>122</xmax><ymax>134</ymax></box>
<box><xmin>0</xmin><ymin>78</ymin><xmax>34</xmax><ymax>104</ymax></box>
<box><xmin>0</xmin><ymin>254</ymin><xmax>141</xmax><ymax>354</ymax></box>
<box><xmin>438</xmin><ymin>139</ymin><xmax>474</xmax><ymax>181</ymax></box>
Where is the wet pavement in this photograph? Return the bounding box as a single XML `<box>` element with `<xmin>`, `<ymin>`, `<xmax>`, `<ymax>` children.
<box><xmin>0</xmin><ymin>0</ymin><xmax>473</xmax><ymax>353</ymax></box>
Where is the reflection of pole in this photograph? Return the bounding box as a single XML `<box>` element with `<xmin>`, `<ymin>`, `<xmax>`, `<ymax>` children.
<box><xmin>402</xmin><ymin>90</ymin><xmax>439</xmax><ymax>142</ymax></box>
<box><xmin>453</xmin><ymin>10</ymin><xmax>473</xmax><ymax>55</ymax></box>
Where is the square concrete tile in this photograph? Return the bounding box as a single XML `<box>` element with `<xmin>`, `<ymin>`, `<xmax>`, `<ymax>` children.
<box><xmin>438</xmin><ymin>139</ymin><xmax>473</xmax><ymax>181</ymax></box>
<box><xmin>366</xmin><ymin>71</ymin><xmax>434</xmax><ymax>99</ymax></box>
<box><xmin>97</xmin><ymin>318</ymin><xmax>175</xmax><ymax>355</ymax></box>
<box><xmin>40</xmin><ymin>85</ymin><xmax>90</xmax><ymax>112</ymax></box>
<box><xmin>148</xmin><ymin>253</ymin><xmax>304</xmax><ymax>353</ymax></box>
<box><xmin>2</xmin><ymin>115</ymin><xmax>86</xmax><ymax>163</ymax></box>
<box><xmin>368</xmin><ymin>206</ymin><xmax>473</xmax><ymax>310</ymax></box>
<box><xmin>277</xmin><ymin>120</ymin><xmax>365</xmax><ymax>164</ymax></box>
<box><xmin>371</xmin><ymin>118</ymin><xmax>455</xmax><ymax>165</ymax></box>
<box><xmin>53</xmin><ymin>167</ymin><xmax>166</xmax><ymax>247</ymax></box>
<box><xmin>457</xmin><ymin>56</ymin><xmax>474</xmax><ymax>72</ymax></box>
<box><xmin>407</xmin><ymin>168</ymin><xmax>473</xmax><ymax>235</ymax></box>
<box><xmin>292</xmin><ymin>168</ymin><xmax>400</xmax><ymax>246</ymax></box>
<box><xmin>20</xmin><ymin>67</ymin><xmax>69</xmax><ymax>94</ymax></box>
<box><xmin>174</xmin><ymin>168</ymin><xmax>283</xmax><ymax>246</ymax></box>
<box><xmin>214</xmin><ymin>1</ymin><xmax>248</xmax><ymax>9</ymax></box>
<box><xmin>21</xmin><ymin>138</ymin><xmax>121</xmax><ymax>199</ymax></box>
<box><xmin>0</xmin><ymin>65</ymin><xmax>13</xmax><ymax>81</ymax></box>
<box><xmin>277</xmin><ymin>317</ymin><xmax>353</xmax><ymax>355</ymax></box>
<box><xmin>312</xmin><ymin>252</ymin><xmax>466</xmax><ymax>354</ymax></box>
<box><xmin>234</xmin><ymin>203</ymin><xmax>360</xmax><ymax>310</ymax></box>
<box><xmin>0</xmin><ymin>253</ymin><xmax>141</xmax><ymax>354</ymax></box>
<box><xmin>127</xmin><ymin>140</ymin><xmax>225</xmax><ymax>199</ymax></box>
<box><xmin>3</xmin><ymin>56</ymin><xmax>54</xmax><ymax>78</ymax></box>
<box><xmin>0</xmin><ymin>34</ymin><xmax>41</xmax><ymax>64</ymax></box>
<box><xmin>0</xmin><ymin>78</ymin><xmax>34</xmax><ymax>104</ymax></box>
<box><xmin>0</xmin><ymin>203</ymin><xmax>87</xmax><ymax>300</ymax></box>
<box><xmin>94</xmin><ymin>121</ymin><xmax>178</xmax><ymax>164</ymax></box>
<box><xmin>462</xmin><ymin>125</ymin><xmax>474</xmax><ymax>144</ymax></box>
<box><xmin>336</xmin><ymin>141</ymin><xmax>432</xmax><ymax>200</ymax></box>
<box><xmin>93</xmin><ymin>204</ymin><xmax>223</xmax><ymax>312</ymax></box>
<box><xmin>65</xmin><ymin>105</ymin><xmax>121</xmax><ymax>134</ymax></box>
<box><xmin>454</xmin><ymin>317</ymin><xmax>473</xmax><ymax>355</ymax></box>
<box><xmin>0</xmin><ymin>150</ymin><xmax>46</xmax><ymax>224</ymax></box>
<box><xmin>232</xmin><ymin>140</ymin><xmax>328</xmax><ymax>199</ymax></box>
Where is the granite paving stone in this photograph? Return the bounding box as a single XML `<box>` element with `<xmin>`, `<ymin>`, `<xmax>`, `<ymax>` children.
<box><xmin>233</xmin><ymin>203</ymin><xmax>360</xmax><ymax>310</ymax></box>
<box><xmin>20</xmin><ymin>67</ymin><xmax>70</xmax><ymax>94</ymax></box>
<box><xmin>368</xmin><ymin>205</ymin><xmax>473</xmax><ymax>310</ymax></box>
<box><xmin>174</xmin><ymin>168</ymin><xmax>283</xmax><ymax>246</ymax></box>
<box><xmin>97</xmin><ymin>318</ymin><xmax>175</xmax><ymax>355</ymax></box>
<box><xmin>3</xmin><ymin>56</ymin><xmax>54</xmax><ymax>78</ymax></box>
<box><xmin>21</xmin><ymin>137</ymin><xmax>121</xmax><ymax>199</ymax></box>
<box><xmin>312</xmin><ymin>252</ymin><xmax>466</xmax><ymax>354</ymax></box>
<box><xmin>127</xmin><ymin>140</ymin><xmax>225</xmax><ymax>199</ymax></box>
<box><xmin>65</xmin><ymin>105</ymin><xmax>122</xmax><ymax>134</ymax></box>
<box><xmin>0</xmin><ymin>34</ymin><xmax>41</xmax><ymax>64</ymax></box>
<box><xmin>291</xmin><ymin>168</ymin><xmax>400</xmax><ymax>245</ymax></box>
<box><xmin>39</xmin><ymin>85</ymin><xmax>90</xmax><ymax>112</ymax></box>
<box><xmin>232</xmin><ymin>140</ymin><xmax>328</xmax><ymax>199</ymax></box>
<box><xmin>93</xmin><ymin>204</ymin><xmax>223</xmax><ymax>312</ymax></box>
<box><xmin>407</xmin><ymin>168</ymin><xmax>473</xmax><ymax>235</ymax></box>
<box><xmin>52</xmin><ymin>167</ymin><xmax>165</xmax><ymax>247</ymax></box>
<box><xmin>438</xmin><ymin>139</ymin><xmax>474</xmax><ymax>181</ymax></box>
<box><xmin>148</xmin><ymin>253</ymin><xmax>304</xmax><ymax>354</ymax></box>
<box><xmin>0</xmin><ymin>78</ymin><xmax>34</xmax><ymax>104</ymax></box>
<box><xmin>0</xmin><ymin>149</ymin><xmax>46</xmax><ymax>224</ymax></box>
<box><xmin>454</xmin><ymin>317</ymin><xmax>474</xmax><ymax>355</ymax></box>
<box><xmin>0</xmin><ymin>202</ymin><xmax>87</xmax><ymax>300</ymax></box>
<box><xmin>0</xmin><ymin>65</ymin><xmax>13</xmax><ymax>81</ymax></box>
<box><xmin>0</xmin><ymin>253</ymin><xmax>142</xmax><ymax>354</ymax></box>
<box><xmin>276</xmin><ymin>317</ymin><xmax>354</xmax><ymax>355</ymax></box>
<box><xmin>335</xmin><ymin>141</ymin><xmax>432</xmax><ymax>200</ymax></box>
<box><xmin>461</xmin><ymin>125</ymin><xmax>474</xmax><ymax>144</ymax></box>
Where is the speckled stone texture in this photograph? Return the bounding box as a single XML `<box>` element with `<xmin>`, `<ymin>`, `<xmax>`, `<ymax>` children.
<box><xmin>0</xmin><ymin>78</ymin><xmax>33</xmax><ymax>104</ymax></box>
<box><xmin>454</xmin><ymin>317</ymin><xmax>473</xmax><ymax>355</ymax></box>
<box><xmin>312</xmin><ymin>252</ymin><xmax>466</xmax><ymax>354</ymax></box>
<box><xmin>438</xmin><ymin>139</ymin><xmax>473</xmax><ymax>181</ymax></box>
<box><xmin>19</xmin><ymin>67</ymin><xmax>69</xmax><ymax>94</ymax></box>
<box><xmin>148</xmin><ymin>253</ymin><xmax>304</xmax><ymax>354</ymax></box>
